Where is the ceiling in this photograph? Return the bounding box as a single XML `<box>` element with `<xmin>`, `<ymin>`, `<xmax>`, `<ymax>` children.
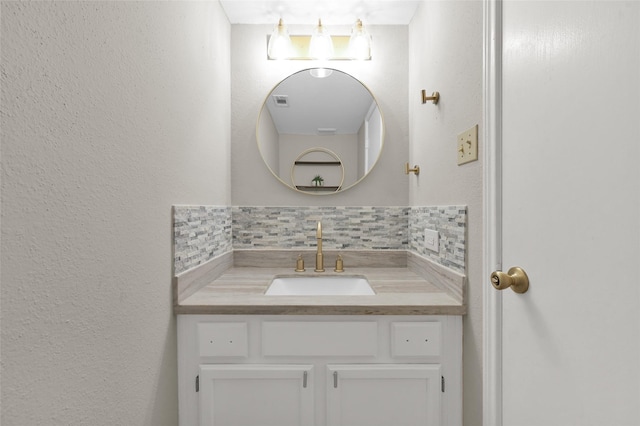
<box><xmin>219</xmin><ymin>0</ymin><xmax>422</xmax><ymax>25</ymax></box>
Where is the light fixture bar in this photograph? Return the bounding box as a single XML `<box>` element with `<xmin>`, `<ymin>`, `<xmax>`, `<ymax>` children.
<box><xmin>266</xmin><ymin>35</ymin><xmax>371</xmax><ymax>60</ymax></box>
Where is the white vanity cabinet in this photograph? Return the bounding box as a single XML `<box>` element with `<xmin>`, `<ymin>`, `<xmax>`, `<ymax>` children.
<box><xmin>177</xmin><ymin>315</ymin><xmax>462</xmax><ymax>426</ymax></box>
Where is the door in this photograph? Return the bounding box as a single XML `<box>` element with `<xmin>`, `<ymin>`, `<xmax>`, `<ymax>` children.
<box><xmin>198</xmin><ymin>364</ymin><xmax>314</xmax><ymax>426</ymax></box>
<box><xmin>326</xmin><ymin>364</ymin><xmax>442</xmax><ymax>426</ymax></box>
<box><xmin>485</xmin><ymin>1</ymin><xmax>640</xmax><ymax>425</ymax></box>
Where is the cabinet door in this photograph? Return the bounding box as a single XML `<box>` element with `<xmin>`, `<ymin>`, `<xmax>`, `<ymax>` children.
<box><xmin>199</xmin><ymin>364</ymin><xmax>314</xmax><ymax>426</ymax></box>
<box><xmin>327</xmin><ymin>364</ymin><xmax>441</xmax><ymax>426</ymax></box>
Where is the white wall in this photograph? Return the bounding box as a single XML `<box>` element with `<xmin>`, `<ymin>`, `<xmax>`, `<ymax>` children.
<box><xmin>231</xmin><ymin>24</ymin><xmax>409</xmax><ymax>206</ymax></box>
<box><xmin>0</xmin><ymin>2</ymin><xmax>230</xmax><ymax>424</ymax></box>
<box><xmin>408</xmin><ymin>1</ymin><xmax>484</xmax><ymax>424</ymax></box>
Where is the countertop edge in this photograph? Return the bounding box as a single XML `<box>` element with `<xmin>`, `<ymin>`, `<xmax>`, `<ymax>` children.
<box><xmin>174</xmin><ymin>304</ymin><xmax>466</xmax><ymax>316</ymax></box>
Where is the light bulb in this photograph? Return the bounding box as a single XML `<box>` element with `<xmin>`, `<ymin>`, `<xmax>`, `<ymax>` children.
<box><xmin>348</xmin><ymin>19</ymin><xmax>372</xmax><ymax>60</ymax></box>
<box><xmin>310</xmin><ymin>68</ymin><xmax>333</xmax><ymax>78</ymax></box>
<box><xmin>309</xmin><ymin>19</ymin><xmax>334</xmax><ymax>61</ymax></box>
<box><xmin>267</xmin><ymin>19</ymin><xmax>291</xmax><ymax>60</ymax></box>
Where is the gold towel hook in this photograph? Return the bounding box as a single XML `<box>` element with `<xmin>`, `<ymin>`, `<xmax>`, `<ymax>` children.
<box><xmin>421</xmin><ymin>90</ymin><xmax>440</xmax><ymax>105</ymax></box>
<box><xmin>405</xmin><ymin>162</ymin><xmax>420</xmax><ymax>175</ymax></box>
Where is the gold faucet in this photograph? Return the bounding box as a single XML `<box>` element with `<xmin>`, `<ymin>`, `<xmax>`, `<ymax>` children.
<box><xmin>315</xmin><ymin>221</ymin><xmax>325</xmax><ymax>272</ymax></box>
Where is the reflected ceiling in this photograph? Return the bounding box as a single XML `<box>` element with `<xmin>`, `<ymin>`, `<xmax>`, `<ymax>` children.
<box><xmin>266</xmin><ymin>69</ymin><xmax>373</xmax><ymax>135</ymax></box>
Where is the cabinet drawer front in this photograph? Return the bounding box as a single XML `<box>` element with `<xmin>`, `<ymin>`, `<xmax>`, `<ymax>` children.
<box><xmin>391</xmin><ymin>321</ymin><xmax>442</xmax><ymax>357</ymax></box>
<box><xmin>197</xmin><ymin>322</ymin><xmax>248</xmax><ymax>357</ymax></box>
<box><xmin>262</xmin><ymin>321</ymin><xmax>378</xmax><ymax>356</ymax></box>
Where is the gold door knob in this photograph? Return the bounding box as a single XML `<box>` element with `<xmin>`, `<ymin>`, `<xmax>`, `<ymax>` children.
<box><xmin>491</xmin><ymin>266</ymin><xmax>529</xmax><ymax>294</ymax></box>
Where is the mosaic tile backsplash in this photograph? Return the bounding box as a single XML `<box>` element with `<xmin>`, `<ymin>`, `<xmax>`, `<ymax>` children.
<box><xmin>173</xmin><ymin>205</ymin><xmax>466</xmax><ymax>275</ymax></box>
<box><xmin>409</xmin><ymin>206</ymin><xmax>466</xmax><ymax>273</ymax></box>
<box><xmin>173</xmin><ymin>206</ymin><xmax>232</xmax><ymax>275</ymax></box>
<box><xmin>232</xmin><ymin>206</ymin><xmax>409</xmax><ymax>250</ymax></box>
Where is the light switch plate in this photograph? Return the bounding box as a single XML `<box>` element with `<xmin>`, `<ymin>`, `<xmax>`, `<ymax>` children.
<box><xmin>424</xmin><ymin>228</ymin><xmax>439</xmax><ymax>253</ymax></box>
<box><xmin>457</xmin><ymin>124</ymin><xmax>478</xmax><ymax>165</ymax></box>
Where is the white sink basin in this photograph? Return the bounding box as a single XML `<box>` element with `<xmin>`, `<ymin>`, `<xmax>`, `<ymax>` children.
<box><xmin>265</xmin><ymin>275</ymin><xmax>375</xmax><ymax>296</ymax></box>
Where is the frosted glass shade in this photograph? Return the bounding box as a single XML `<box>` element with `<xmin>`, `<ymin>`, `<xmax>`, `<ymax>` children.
<box><xmin>267</xmin><ymin>19</ymin><xmax>292</xmax><ymax>60</ymax></box>
<box><xmin>309</xmin><ymin>19</ymin><xmax>334</xmax><ymax>61</ymax></box>
<box><xmin>348</xmin><ymin>20</ymin><xmax>372</xmax><ymax>60</ymax></box>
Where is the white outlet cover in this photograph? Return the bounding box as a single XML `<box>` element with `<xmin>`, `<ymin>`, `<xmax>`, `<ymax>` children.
<box><xmin>424</xmin><ymin>228</ymin><xmax>439</xmax><ymax>253</ymax></box>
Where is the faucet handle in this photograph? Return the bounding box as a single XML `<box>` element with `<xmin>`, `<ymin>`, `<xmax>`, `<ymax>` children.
<box><xmin>334</xmin><ymin>255</ymin><xmax>344</xmax><ymax>273</ymax></box>
<box><xmin>295</xmin><ymin>254</ymin><xmax>305</xmax><ymax>272</ymax></box>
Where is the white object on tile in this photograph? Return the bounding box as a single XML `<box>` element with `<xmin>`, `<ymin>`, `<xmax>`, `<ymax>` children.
<box><xmin>424</xmin><ymin>228</ymin><xmax>439</xmax><ymax>253</ymax></box>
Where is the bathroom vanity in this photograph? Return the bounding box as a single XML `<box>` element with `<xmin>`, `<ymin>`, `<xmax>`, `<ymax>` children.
<box><xmin>174</xmin><ymin>250</ymin><xmax>465</xmax><ymax>426</ymax></box>
<box><xmin>174</xmin><ymin>51</ymin><xmax>468</xmax><ymax>426</ymax></box>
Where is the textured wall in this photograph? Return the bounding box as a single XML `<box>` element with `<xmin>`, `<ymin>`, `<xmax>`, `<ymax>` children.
<box><xmin>0</xmin><ymin>2</ymin><xmax>230</xmax><ymax>424</ymax></box>
<box><xmin>230</xmin><ymin>24</ymin><xmax>410</xmax><ymax>206</ymax></box>
<box><xmin>408</xmin><ymin>1</ymin><xmax>484</xmax><ymax>424</ymax></box>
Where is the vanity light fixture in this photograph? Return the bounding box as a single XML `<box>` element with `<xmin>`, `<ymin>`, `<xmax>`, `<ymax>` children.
<box><xmin>348</xmin><ymin>19</ymin><xmax>372</xmax><ymax>60</ymax></box>
<box><xmin>266</xmin><ymin>19</ymin><xmax>371</xmax><ymax>61</ymax></box>
<box><xmin>309</xmin><ymin>19</ymin><xmax>334</xmax><ymax>61</ymax></box>
<box><xmin>267</xmin><ymin>18</ymin><xmax>292</xmax><ymax>60</ymax></box>
<box><xmin>422</xmin><ymin>89</ymin><xmax>440</xmax><ymax>105</ymax></box>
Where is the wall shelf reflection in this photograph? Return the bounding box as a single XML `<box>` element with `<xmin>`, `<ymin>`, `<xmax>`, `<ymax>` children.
<box><xmin>291</xmin><ymin>147</ymin><xmax>345</xmax><ymax>195</ymax></box>
<box><xmin>294</xmin><ymin>161</ymin><xmax>342</xmax><ymax>166</ymax></box>
<box><xmin>295</xmin><ymin>185</ymin><xmax>342</xmax><ymax>191</ymax></box>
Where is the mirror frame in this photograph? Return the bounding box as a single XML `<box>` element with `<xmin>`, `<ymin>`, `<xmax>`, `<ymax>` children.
<box><xmin>256</xmin><ymin>68</ymin><xmax>385</xmax><ymax>195</ymax></box>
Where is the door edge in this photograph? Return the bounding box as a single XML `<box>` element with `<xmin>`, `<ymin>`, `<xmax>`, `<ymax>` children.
<box><xmin>482</xmin><ymin>0</ymin><xmax>503</xmax><ymax>425</ymax></box>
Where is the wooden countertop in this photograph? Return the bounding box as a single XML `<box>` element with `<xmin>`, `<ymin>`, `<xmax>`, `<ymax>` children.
<box><xmin>174</xmin><ymin>251</ymin><xmax>466</xmax><ymax>315</ymax></box>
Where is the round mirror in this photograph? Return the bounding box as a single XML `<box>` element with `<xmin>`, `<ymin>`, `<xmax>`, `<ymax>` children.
<box><xmin>257</xmin><ymin>68</ymin><xmax>384</xmax><ymax>195</ymax></box>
